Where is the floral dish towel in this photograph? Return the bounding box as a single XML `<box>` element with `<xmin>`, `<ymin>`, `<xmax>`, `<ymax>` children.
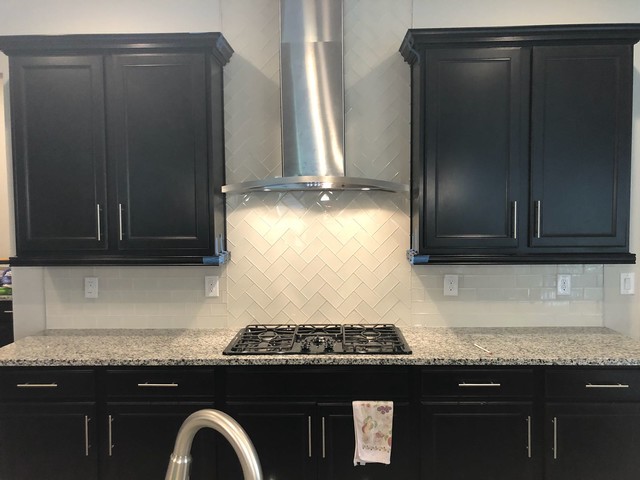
<box><xmin>352</xmin><ymin>400</ymin><xmax>393</xmax><ymax>465</ymax></box>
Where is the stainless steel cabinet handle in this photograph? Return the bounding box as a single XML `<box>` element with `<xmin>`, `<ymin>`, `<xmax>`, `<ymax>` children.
<box><xmin>96</xmin><ymin>204</ymin><xmax>102</xmax><ymax>242</ymax></box>
<box><xmin>108</xmin><ymin>415</ymin><xmax>114</xmax><ymax>457</ymax></box>
<box><xmin>526</xmin><ymin>416</ymin><xmax>532</xmax><ymax>459</ymax></box>
<box><xmin>4</xmin><ymin>310</ymin><xmax>13</xmax><ymax>314</ymax></box>
<box><xmin>585</xmin><ymin>383</ymin><xmax>630</xmax><ymax>389</ymax></box>
<box><xmin>84</xmin><ymin>416</ymin><xmax>91</xmax><ymax>457</ymax></box>
<box><xmin>535</xmin><ymin>201</ymin><xmax>542</xmax><ymax>238</ymax></box>
<box><xmin>458</xmin><ymin>382</ymin><xmax>501</xmax><ymax>388</ymax></box>
<box><xmin>118</xmin><ymin>204</ymin><xmax>124</xmax><ymax>241</ymax></box>
<box><xmin>512</xmin><ymin>201</ymin><xmax>518</xmax><ymax>239</ymax></box>
<box><xmin>308</xmin><ymin>416</ymin><xmax>312</xmax><ymax>458</ymax></box>
<box><xmin>136</xmin><ymin>382</ymin><xmax>179</xmax><ymax>388</ymax></box>
<box><xmin>322</xmin><ymin>417</ymin><xmax>326</xmax><ymax>459</ymax></box>
<box><xmin>16</xmin><ymin>382</ymin><xmax>58</xmax><ymax>388</ymax></box>
<box><xmin>552</xmin><ymin>417</ymin><xmax>558</xmax><ymax>460</ymax></box>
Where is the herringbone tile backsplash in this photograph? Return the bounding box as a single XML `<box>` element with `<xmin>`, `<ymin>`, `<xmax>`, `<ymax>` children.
<box><xmin>43</xmin><ymin>0</ymin><xmax>604</xmax><ymax>330</ymax></box>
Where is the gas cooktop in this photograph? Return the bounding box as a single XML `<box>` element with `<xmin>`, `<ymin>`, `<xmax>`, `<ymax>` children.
<box><xmin>223</xmin><ymin>324</ymin><xmax>412</xmax><ymax>355</ymax></box>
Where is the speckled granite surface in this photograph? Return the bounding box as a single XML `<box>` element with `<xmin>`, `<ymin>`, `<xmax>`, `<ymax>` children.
<box><xmin>2</xmin><ymin>327</ymin><xmax>640</xmax><ymax>367</ymax></box>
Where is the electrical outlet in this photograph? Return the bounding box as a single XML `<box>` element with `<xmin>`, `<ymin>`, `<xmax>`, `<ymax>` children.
<box><xmin>84</xmin><ymin>277</ymin><xmax>98</xmax><ymax>299</ymax></box>
<box><xmin>557</xmin><ymin>274</ymin><xmax>571</xmax><ymax>296</ymax></box>
<box><xmin>444</xmin><ymin>274</ymin><xmax>459</xmax><ymax>296</ymax></box>
<box><xmin>620</xmin><ymin>273</ymin><xmax>635</xmax><ymax>295</ymax></box>
<box><xmin>205</xmin><ymin>276</ymin><xmax>219</xmax><ymax>297</ymax></box>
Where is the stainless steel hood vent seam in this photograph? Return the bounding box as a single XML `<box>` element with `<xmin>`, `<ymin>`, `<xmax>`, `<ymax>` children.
<box><xmin>222</xmin><ymin>0</ymin><xmax>408</xmax><ymax>194</ymax></box>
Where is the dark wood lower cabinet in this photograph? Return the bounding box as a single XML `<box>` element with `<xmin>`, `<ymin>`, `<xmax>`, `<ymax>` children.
<box><xmin>3</xmin><ymin>365</ymin><xmax>640</xmax><ymax>480</ymax></box>
<box><xmin>0</xmin><ymin>403</ymin><xmax>98</xmax><ymax>480</ymax></box>
<box><xmin>103</xmin><ymin>403</ymin><xmax>217</xmax><ymax>480</ymax></box>
<box><xmin>320</xmin><ymin>403</ymin><xmax>417</xmax><ymax>480</ymax></box>
<box><xmin>220</xmin><ymin>402</ymin><xmax>416</xmax><ymax>480</ymax></box>
<box><xmin>545</xmin><ymin>403</ymin><xmax>640</xmax><ymax>480</ymax></box>
<box><xmin>421</xmin><ymin>402</ymin><xmax>536</xmax><ymax>480</ymax></box>
<box><xmin>218</xmin><ymin>403</ymin><xmax>317</xmax><ymax>480</ymax></box>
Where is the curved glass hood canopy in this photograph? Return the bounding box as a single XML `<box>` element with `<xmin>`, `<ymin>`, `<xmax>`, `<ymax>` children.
<box><xmin>222</xmin><ymin>0</ymin><xmax>408</xmax><ymax>194</ymax></box>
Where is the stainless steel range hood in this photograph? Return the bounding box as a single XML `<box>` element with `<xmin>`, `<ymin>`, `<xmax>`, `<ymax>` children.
<box><xmin>222</xmin><ymin>0</ymin><xmax>408</xmax><ymax>194</ymax></box>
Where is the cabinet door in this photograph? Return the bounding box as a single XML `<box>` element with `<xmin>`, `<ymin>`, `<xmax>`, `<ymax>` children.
<box><xmin>530</xmin><ymin>45</ymin><xmax>632</xmax><ymax>248</ymax></box>
<box><xmin>319</xmin><ymin>402</ymin><xmax>417</xmax><ymax>480</ymax></box>
<box><xmin>421</xmin><ymin>47</ymin><xmax>528</xmax><ymax>252</ymax></box>
<box><xmin>0</xmin><ymin>403</ymin><xmax>98</xmax><ymax>480</ymax></box>
<box><xmin>219</xmin><ymin>403</ymin><xmax>316</xmax><ymax>480</ymax></box>
<box><xmin>546</xmin><ymin>403</ymin><xmax>640</xmax><ymax>480</ymax></box>
<box><xmin>421</xmin><ymin>402</ymin><xmax>536</xmax><ymax>480</ymax></box>
<box><xmin>10</xmin><ymin>55</ymin><xmax>108</xmax><ymax>254</ymax></box>
<box><xmin>106</xmin><ymin>53</ymin><xmax>211</xmax><ymax>255</ymax></box>
<box><xmin>103</xmin><ymin>403</ymin><xmax>216</xmax><ymax>480</ymax></box>
<box><xmin>0</xmin><ymin>300</ymin><xmax>12</xmax><ymax>347</ymax></box>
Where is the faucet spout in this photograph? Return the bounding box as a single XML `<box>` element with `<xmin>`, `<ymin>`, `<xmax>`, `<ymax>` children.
<box><xmin>165</xmin><ymin>409</ymin><xmax>263</xmax><ymax>480</ymax></box>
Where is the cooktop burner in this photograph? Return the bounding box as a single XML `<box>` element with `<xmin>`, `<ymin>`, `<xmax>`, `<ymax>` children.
<box><xmin>223</xmin><ymin>324</ymin><xmax>412</xmax><ymax>355</ymax></box>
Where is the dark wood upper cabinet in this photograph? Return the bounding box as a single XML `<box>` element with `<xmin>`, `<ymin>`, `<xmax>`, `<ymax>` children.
<box><xmin>0</xmin><ymin>33</ymin><xmax>232</xmax><ymax>266</ymax></box>
<box><xmin>530</xmin><ymin>45</ymin><xmax>632</xmax><ymax>249</ymax></box>
<box><xmin>8</xmin><ymin>55</ymin><xmax>108</xmax><ymax>254</ymax></box>
<box><xmin>401</xmin><ymin>24</ymin><xmax>640</xmax><ymax>265</ymax></box>
<box><xmin>422</xmin><ymin>47</ymin><xmax>528</xmax><ymax>251</ymax></box>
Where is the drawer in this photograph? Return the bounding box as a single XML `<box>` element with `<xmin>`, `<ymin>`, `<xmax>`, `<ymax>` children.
<box><xmin>546</xmin><ymin>368</ymin><xmax>640</xmax><ymax>401</ymax></box>
<box><xmin>0</xmin><ymin>301</ymin><xmax>12</xmax><ymax>321</ymax></box>
<box><xmin>105</xmin><ymin>368</ymin><xmax>215</xmax><ymax>399</ymax></box>
<box><xmin>0</xmin><ymin>369</ymin><xmax>95</xmax><ymax>401</ymax></box>
<box><xmin>422</xmin><ymin>368</ymin><xmax>534</xmax><ymax>398</ymax></box>
<box><xmin>225</xmin><ymin>366</ymin><xmax>411</xmax><ymax>398</ymax></box>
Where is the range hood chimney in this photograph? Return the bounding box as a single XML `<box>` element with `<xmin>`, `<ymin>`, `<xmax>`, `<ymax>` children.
<box><xmin>222</xmin><ymin>0</ymin><xmax>408</xmax><ymax>194</ymax></box>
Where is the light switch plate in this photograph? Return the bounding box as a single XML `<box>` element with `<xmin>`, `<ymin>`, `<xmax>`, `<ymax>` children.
<box><xmin>620</xmin><ymin>273</ymin><xmax>635</xmax><ymax>295</ymax></box>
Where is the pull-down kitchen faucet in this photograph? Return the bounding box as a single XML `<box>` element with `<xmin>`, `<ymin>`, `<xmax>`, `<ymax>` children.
<box><xmin>165</xmin><ymin>409</ymin><xmax>263</xmax><ymax>480</ymax></box>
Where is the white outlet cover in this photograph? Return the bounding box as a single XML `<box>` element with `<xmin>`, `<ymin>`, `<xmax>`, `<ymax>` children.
<box><xmin>443</xmin><ymin>274</ymin><xmax>459</xmax><ymax>296</ymax></box>
<box><xmin>205</xmin><ymin>276</ymin><xmax>219</xmax><ymax>297</ymax></box>
<box><xmin>84</xmin><ymin>277</ymin><xmax>98</xmax><ymax>299</ymax></box>
<box><xmin>557</xmin><ymin>274</ymin><xmax>571</xmax><ymax>296</ymax></box>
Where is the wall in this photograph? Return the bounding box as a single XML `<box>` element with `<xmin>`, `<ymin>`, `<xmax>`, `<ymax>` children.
<box><xmin>0</xmin><ymin>0</ymin><xmax>638</xmax><ymax>334</ymax></box>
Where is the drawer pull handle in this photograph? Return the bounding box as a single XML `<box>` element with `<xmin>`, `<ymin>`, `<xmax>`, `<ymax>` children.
<box><xmin>585</xmin><ymin>383</ymin><xmax>630</xmax><ymax>389</ymax></box>
<box><xmin>137</xmin><ymin>382</ymin><xmax>179</xmax><ymax>388</ymax></box>
<box><xmin>16</xmin><ymin>383</ymin><xmax>58</xmax><ymax>388</ymax></box>
<box><xmin>458</xmin><ymin>382</ymin><xmax>501</xmax><ymax>388</ymax></box>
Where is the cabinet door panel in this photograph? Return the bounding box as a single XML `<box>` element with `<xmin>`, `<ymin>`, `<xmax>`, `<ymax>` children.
<box><xmin>0</xmin><ymin>403</ymin><xmax>98</xmax><ymax>480</ymax></box>
<box><xmin>220</xmin><ymin>403</ymin><xmax>316</xmax><ymax>480</ymax></box>
<box><xmin>103</xmin><ymin>403</ymin><xmax>216</xmax><ymax>480</ymax></box>
<box><xmin>422</xmin><ymin>402</ymin><xmax>535</xmax><ymax>480</ymax></box>
<box><xmin>320</xmin><ymin>403</ymin><xmax>417</xmax><ymax>480</ymax></box>
<box><xmin>530</xmin><ymin>45</ymin><xmax>632</xmax><ymax>248</ymax></box>
<box><xmin>422</xmin><ymin>47</ymin><xmax>528</xmax><ymax>251</ymax></box>
<box><xmin>10</xmin><ymin>55</ymin><xmax>108</xmax><ymax>253</ymax></box>
<box><xmin>546</xmin><ymin>403</ymin><xmax>640</xmax><ymax>480</ymax></box>
<box><xmin>107</xmin><ymin>53</ymin><xmax>210</xmax><ymax>254</ymax></box>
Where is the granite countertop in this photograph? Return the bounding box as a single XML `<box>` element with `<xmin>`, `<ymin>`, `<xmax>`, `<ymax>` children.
<box><xmin>2</xmin><ymin>327</ymin><xmax>640</xmax><ymax>367</ymax></box>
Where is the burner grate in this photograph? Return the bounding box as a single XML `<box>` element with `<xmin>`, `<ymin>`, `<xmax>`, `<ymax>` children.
<box><xmin>223</xmin><ymin>324</ymin><xmax>412</xmax><ymax>355</ymax></box>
